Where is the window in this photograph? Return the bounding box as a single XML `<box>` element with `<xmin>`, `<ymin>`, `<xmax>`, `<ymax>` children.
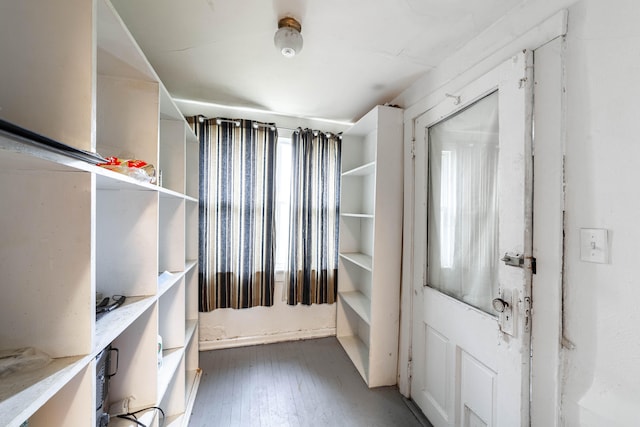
<box><xmin>275</xmin><ymin>137</ymin><xmax>292</xmax><ymax>272</ymax></box>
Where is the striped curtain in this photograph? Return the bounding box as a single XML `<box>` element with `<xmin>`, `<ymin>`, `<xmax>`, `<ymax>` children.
<box><xmin>287</xmin><ymin>129</ymin><xmax>341</xmax><ymax>305</ymax></box>
<box><xmin>191</xmin><ymin>117</ymin><xmax>277</xmax><ymax>310</ymax></box>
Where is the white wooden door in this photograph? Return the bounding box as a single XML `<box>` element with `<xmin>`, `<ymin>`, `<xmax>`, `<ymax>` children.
<box><xmin>410</xmin><ymin>51</ymin><xmax>533</xmax><ymax>427</ymax></box>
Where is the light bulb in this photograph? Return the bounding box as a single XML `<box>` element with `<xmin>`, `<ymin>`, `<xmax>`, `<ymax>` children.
<box><xmin>274</xmin><ymin>18</ymin><xmax>303</xmax><ymax>58</ymax></box>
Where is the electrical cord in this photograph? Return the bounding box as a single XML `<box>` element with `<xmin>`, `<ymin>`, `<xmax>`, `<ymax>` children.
<box><xmin>116</xmin><ymin>414</ymin><xmax>145</xmax><ymax>427</ymax></box>
<box><xmin>116</xmin><ymin>406</ymin><xmax>166</xmax><ymax>427</ymax></box>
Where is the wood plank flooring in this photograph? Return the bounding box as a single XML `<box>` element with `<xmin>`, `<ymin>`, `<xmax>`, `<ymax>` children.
<box><xmin>188</xmin><ymin>337</ymin><xmax>430</xmax><ymax>427</ymax></box>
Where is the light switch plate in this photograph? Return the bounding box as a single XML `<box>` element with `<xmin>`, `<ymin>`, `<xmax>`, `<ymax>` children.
<box><xmin>580</xmin><ymin>228</ymin><xmax>608</xmax><ymax>263</ymax></box>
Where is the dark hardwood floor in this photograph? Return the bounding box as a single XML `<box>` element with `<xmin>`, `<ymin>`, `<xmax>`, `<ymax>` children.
<box><xmin>188</xmin><ymin>337</ymin><xmax>430</xmax><ymax>427</ymax></box>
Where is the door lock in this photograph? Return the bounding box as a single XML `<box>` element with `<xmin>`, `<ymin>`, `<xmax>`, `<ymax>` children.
<box><xmin>493</xmin><ymin>289</ymin><xmax>514</xmax><ymax>336</ymax></box>
<box><xmin>501</xmin><ymin>252</ymin><xmax>524</xmax><ymax>268</ymax></box>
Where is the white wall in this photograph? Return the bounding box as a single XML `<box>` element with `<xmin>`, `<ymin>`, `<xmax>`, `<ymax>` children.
<box><xmin>199</xmin><ymin>277</ymin><xmax>336</xmax><ymax>350</ymax></box>
<box><xmin>561</xmin><ymin>1</ymin><xmax>640</xmax><ymax>425</ymax></box>
<box><xmin>394</xmin><ymin>0</ymin><xmax>640</xmax><ymax>426</ymax></box>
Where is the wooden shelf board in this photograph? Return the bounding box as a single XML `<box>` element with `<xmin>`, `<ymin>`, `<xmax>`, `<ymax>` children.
<box><xmin>184</xmin><ymin>260</ymin><xmax>198</xmax><ymax>274</ymax></box>
<box><xmin>164</xmin><ymin>413</ymin><xmax>185</xmax><ymax>427</ymax></box>
<box><xmin>159</xmin><ymin>186</ymin><xmax>188</xmax><ymax>200</ymax></box>
<box><xmin>0</xmin><ymin>355</ymin><xmax>87</xmax><ymax>427</ymax></box>
<box><xmin>95</xmin><ymin>168</ymin><xmax>190</xmax><ymax>202</ymax></box>
<box><xmin>158</xmin><ymin>348</ymin><xmax>184</xmax><ymax>403</ymax></box>
<box><xmin>95</xmin><ymin>295</ymin><xmax>156</xmax><ymax>354</ymax></box>
<box><xmin>340</xmin><ymin>291</ymin><xmax>371</xmax><ymax>325</ymax></box>
<box><xmin>95</xmin><ymin>168</ymin><xmax>159</xmax><ymax>192</ymax></box>
<box><xmin>342</xmin><ymin>161</ymin><xmax>375</xmax><ymax>177</ymax></box>
<box><xmin>339</xmin><ymin>252</ymin><xmax>373</xmax><ymax>271</ymax></box>
<box><xmin>337</xmin><ymin>335</ymin><xmax>369</xmax><ymax>383</ymax></box>
<box><xmin>158</xmin><ymin>271</ymin><xmax>185</xmax><ymax>297</ymax></box>
<box><xmin>341</xmin><ymin>213</ymin><xmax>374</xmax><ymax>219</ymax></box>
<box><xmin>185</xmin><ymin>320</ymin><xmax>198</xmax><ymax>346</ymax></box>
<box><xmin>184</xmin><ymin>195</ymin><xmax>198</xmax><ymax>203</ymax></box>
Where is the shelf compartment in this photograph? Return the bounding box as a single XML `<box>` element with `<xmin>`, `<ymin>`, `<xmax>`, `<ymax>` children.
<box><xmin>159</xmin><ymin>196</ymin><xmax>186</xmax><ymax>273</ymax></box>
<box><xmin>340</xmin><ymin>173</ymin><xmax>375</xmax><ymax>216</ymax></box>
<box><xmin>342</xmin><ymin>161</ymin><xmax>375</xmax><ymax>177</ymax></box>
<box><xmin>96</xmin><ymin>0</ymin><xmax>156</xmax><ymax>82</ymax></box>
<box><xmin>96</xmin><ymin>187</ymin><xmax>158</xmax><ymax>297</ymax></box>
<box><xmin>339</xmin><ymin>215</ymin><xmax>373</xmax><ymax>256</ymax></box>
<box><xmin>160</xmin><ymin>354</ymin><xmax>186</xmax><ymax>419</ymax></box>
<box><xmin>158</xmin><ymin>348</ymin><xmax>184</xmax><ymax>406</ymax></box>
<box><xmin>185</xmin><ymin>320</ymin><xmax>198</xmax><ymax>347</ymax></box>
<box><xmin>0</xmin><ymin>1</ymin><xmax>94</xmax><ymax>152</ymax></box>
<box><xmin>339</xmin><ymin>252</ymin><xmax>373</xmax><ymax>271</ymax></box>
<box><xmin>109</xmin><ymin>305</ymin><xmax>158</xmax><ymax>413</ymax></box>
<box><xmin>0</xmin><ymin>168</ymin><xmax>93</xmax><ymax>358</ymax></box>
<box><xmin>159</xmin><ymin>118</ymin><xmax>186</xmax><ymax>195</ymax></box>
<box><xmin>0</xmin><ymin>355</ymin><xmax>88</xmax><ymax>427</ymax></box>
<box><xmin>337</xmin><ymin>335</ymin><xmax>369</xmax><ymax>384</ymax></box>
<box><xmin>94</xmin><ymin>296</ymin><xmax>156</xmax><ymax>359</ymax></box>
<box><xmin>26</xmin><ymin>362</ymin><xmax>93</xmax><ymax>427</ymax></box>
<box><xmin>185</xmin><ymin>266</ymin><xmax>199</xmax><ymax>321</ymax></box>
<box><xmin>96</xmin><ymin>74</ymin><xmax>159</xmax><ymax>167</ymax></box>
<box><xmin>159</xmin><ymin>280</ymin><xmax>186</xmax><ymax>350</ymax></box>
<box><xmin>185</xmin><ymin>129</ymin><xmax>199</xmax><ymax>200</ymax></box>
<box><xmin>341</xmin><ymin>128</ymin><xmax>377</xmax><ymax>172</ymax></box>
<box><xmin>158</xmin><ymin>271</ymin><xmax>185</xmax><ymax>297</ymax></box>
<box><xmin>185</xmin><ymin>321</ymin><xmax>199</xmax><ymax>387</ymax></box>
<box><xmin>185</xmin><ymin>200</ymin><xmax>199</xmax><ymax>263</ymax></box>
<box><xmin>337</xmin><ymin>293</ymin><xmax>372</xmax><ymax>385</ymax></box>
<box><xmin>339</xmin><ymin>291</ymin><xmax>371</xmax><ymax>325</ymax></box>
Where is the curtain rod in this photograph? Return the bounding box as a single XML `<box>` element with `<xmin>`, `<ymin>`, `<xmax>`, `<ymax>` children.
<box><xmin>196</xmin><ymin>116</ymin><xmax>341</xmax><ymax>138</ymax></box>
<box><xmin>198</xmin><ymin>116</ymin><xmax>276</xmax><ymax>130</ymax></box>
<box><xmin>197</xmin><ymin>116</ymin><xmax>277</xmax><ymax>131</ymax></box>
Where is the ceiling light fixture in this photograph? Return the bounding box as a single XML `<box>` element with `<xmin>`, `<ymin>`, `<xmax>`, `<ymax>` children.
<box><xmin>274</xmin><ymin>17</ymin><xmax>303</xmax><ymax>58</ymax></box>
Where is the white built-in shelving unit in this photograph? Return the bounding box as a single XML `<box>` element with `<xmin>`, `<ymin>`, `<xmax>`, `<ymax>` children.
<box><xmin>336</xmin><ymin>105</ymin><xmax>403</xmax><ymax>388</ymax></box>
<box><xmin>0</xmin><ymin>1</ymin><xmax>200</xmax><ymax>426</ymax></box>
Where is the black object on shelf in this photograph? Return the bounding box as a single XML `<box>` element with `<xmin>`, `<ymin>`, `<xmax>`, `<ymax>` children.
<box><xmin>96</xmin><ymin>344</ymin><xmax>119</xmax><ymax>427</ymax></box>
<box><xmin>96</xmin><ymin>295</ymin><xmax>126</xmax><ymax>318</ymax></box>
<box><xmin>0</xmin><ymin>117</ymin><xmax>107</xmax><ymax>164</ymax></box>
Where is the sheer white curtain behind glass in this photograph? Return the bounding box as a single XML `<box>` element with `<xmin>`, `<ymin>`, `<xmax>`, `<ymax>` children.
<box><xmin>427</xmin><ymin>91</ymin><xmax>499</xmax><ymax>313</ymax></box>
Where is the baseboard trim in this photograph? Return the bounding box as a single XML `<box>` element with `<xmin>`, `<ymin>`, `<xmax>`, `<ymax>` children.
<box><xmin>199</xmin><ymin>328</ymin><xmax>336</xmax><ymax>351</ymax></box>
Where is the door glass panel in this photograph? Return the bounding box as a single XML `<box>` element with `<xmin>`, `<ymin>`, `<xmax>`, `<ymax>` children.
<box><xmin>427</xmin><ymin>91</ymin><xmax>499</xmax><ymax>314</ymax></box>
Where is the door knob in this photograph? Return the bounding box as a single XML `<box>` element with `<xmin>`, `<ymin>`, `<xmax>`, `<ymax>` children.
<box><xmin>492</xmin><ymin>297</ymin><xmax>509</xmax><ymax>313</ymax></box>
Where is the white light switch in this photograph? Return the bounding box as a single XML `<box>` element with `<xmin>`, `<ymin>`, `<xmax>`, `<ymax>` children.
<box><xmin>580</xmin><ymin>228</ymin><xmax>608</xmax><ymax>263</ymax></box>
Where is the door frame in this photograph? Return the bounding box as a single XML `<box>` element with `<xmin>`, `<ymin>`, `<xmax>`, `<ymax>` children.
<box><xmin>398</xmin><ymin>12</ymin><xmax>568</xmax><ymax>427</ymax></box>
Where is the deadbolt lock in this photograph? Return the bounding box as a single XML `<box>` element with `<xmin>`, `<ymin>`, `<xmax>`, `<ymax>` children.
<box><xmin>501</xmin><ymin>252</ymin><xmax>524</xmax><ymax>267</ymax></box>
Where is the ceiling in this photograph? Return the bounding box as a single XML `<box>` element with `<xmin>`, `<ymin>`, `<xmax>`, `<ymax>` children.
<box><xmin>111</xmin><ymin>0</ymin><xmax>527</xmax><ymax>127</ymax></box>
